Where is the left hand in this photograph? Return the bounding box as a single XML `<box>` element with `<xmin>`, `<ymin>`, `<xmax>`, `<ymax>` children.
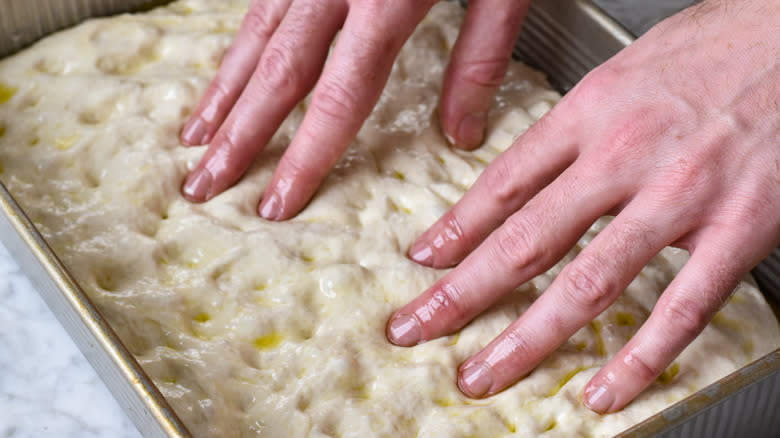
<box><xmin>386</xmin><ymin>0</ymin><xmax>780</xmax><ymax>413</ymax></box>
<box><xmin>179</xmin><ymin>0</ymin><xmax>530</xmax><ymax>220</ymax></box>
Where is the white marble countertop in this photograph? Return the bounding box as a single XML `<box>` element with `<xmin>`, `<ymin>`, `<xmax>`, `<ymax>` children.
<box><xmin>0</xmin><ymin>2</ymin><xmax>694</xmax><ymax>437</ymax></box>
<box><xmin>0</xmin><ymin>242</ymin><xmax>141</xmax><ymax>438</ymax></box>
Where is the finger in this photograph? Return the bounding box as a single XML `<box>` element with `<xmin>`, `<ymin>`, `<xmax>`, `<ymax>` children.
<box><xmin>181</xmin><ymin>0</ymin><xmax>292</xmax><ymax>146</ymax></box>
<box><xmin>440</xmin><ymin>0</ymin><xmax>531</xmax><ymax>149</ymax></box>
<box><xmin>455</xmin><ymin>198</ymin><xmax>692</xmax><ymax>399</ymax></box>
<box><xmin>387</xmin><ymin>161</ymin><xmax>627</xmax><ymax>347</ymax></box>
<box><xmin>408</xmin><ymin>111</ymin><xmax>578</xmax><ymax>269</ymax></box>
<box><xmin>582</xmin><ymin>233</ymin><xmax>759</xmax><ymax>413</ymax></box>
<box><xmin>258</xmin><ymin>1</ymin><xmax>434</xmax><ymax>220</ymax></box>
<box><xmin>182</xmin><ymin>0</ymin><xmax>348</xmax><ymax>203</ymax></box>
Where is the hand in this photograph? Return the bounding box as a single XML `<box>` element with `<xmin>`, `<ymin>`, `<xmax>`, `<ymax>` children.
<box><xmin>387</xmin><ymin>0</ymin><xmax>780</xmax><ymax>413</ymax></box>
<box><xmin>180</xmin><ymin>0</ymin><xmax>531</xmax><ymax>220</ymax></box>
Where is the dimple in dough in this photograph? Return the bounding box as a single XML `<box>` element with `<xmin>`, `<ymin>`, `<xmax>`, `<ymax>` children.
<box><xmin>0</xmin><ymin>1</ymin><xmax>777</xmax><ymax>437</ymax></box>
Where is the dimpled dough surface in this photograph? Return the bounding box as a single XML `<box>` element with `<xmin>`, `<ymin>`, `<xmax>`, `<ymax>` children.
<box><xmin>0</xmin><ymin>1</ymin><xmax>778</xmax><ymax>437</ymax></box>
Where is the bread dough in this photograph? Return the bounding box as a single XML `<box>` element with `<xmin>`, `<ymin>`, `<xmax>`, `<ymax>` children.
<box><xmin>0</xmin><ymin>1</ymin><xmax>777</xmax><ymax>437</ymax></box>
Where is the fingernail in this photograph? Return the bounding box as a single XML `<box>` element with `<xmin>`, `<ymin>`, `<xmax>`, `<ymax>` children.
<box><xmin>182</xmin><ymin>167</ymin><xmax>213</xmax><ymax>202</ymax></box>
<box><xmin>457</xmin><ymin>112</ymin><xmax>486</xmax><ymax>148</ymax></box>
<box><xmin>408</xmin><ymin>240</ymin><xmax>433</xmax><ymax>265</ymax></box>
<box><xmin>387</xmin><ymin>314</ymin><xmax>421</xmax><ymax>346</ymax></box>
<box><xmin>181</xmin><ymin>117</ymin><xmax>209</xmax><ymax>145</ymax></box>
<box><xmin>259</xmin><ymin>192</ymin><xmax>281</xmax><ymax>220</ymax></box>
<box><xmin>459</xmin><ymin>362</ymin><xmax>493</xmax><ymax>398</ymax></box>
<box><xmin>584</xmin><ymin>385</ymin><xmax>614</xmax><ymax>414</ymax></box>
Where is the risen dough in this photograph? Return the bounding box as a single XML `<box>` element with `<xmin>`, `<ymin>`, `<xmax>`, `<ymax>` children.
<box><xmin>0</xmin><ymin>1</ymin><xmax>777</xmax><ymax>437</ymax></box>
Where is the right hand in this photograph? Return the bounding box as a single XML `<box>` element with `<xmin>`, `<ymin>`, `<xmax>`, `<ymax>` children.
<box><xmin>389</xmin><ymin>0</ymin><xmax>780</xmax><ymax>412</ymax></box>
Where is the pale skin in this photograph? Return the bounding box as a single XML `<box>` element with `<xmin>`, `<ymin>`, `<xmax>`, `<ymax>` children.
<box><xmin>180</xmin><ymin>0</ymin><xmax>780</xmax><ymax>414</ymax></box>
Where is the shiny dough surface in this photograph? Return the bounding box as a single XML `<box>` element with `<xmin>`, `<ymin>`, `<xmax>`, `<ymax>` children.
<box><xmin>0</xmin><ymin>1</ymin><xmax>777</xmax><ymax>437</ymax></box>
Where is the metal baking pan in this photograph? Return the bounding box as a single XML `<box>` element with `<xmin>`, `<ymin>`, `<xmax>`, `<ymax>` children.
<box><xmin>0</xmin><ymin>1</ymin><xmax>778</xmax><ymax>437</ymax></box>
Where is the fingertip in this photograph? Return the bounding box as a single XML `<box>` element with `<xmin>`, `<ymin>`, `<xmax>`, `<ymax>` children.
<box><xmin>258</xmin><ymin>189</ymin><xmax>304</xmax><ymax>221</ymax></box>
<box><xmin>258</xmin><ymin>161</ymin><xmax>326</xmax><ymax>220</ymax></box>
<box><xmin>259</xmin><ymin>191</ymin><xmax>282</xmax><ymax>220</ymax></box>
<box><xmin>583</xmin><ymin>383</ymin><xmax>617</xmax><ymax>414</ymax></box>
<box><xmin>439</xmin><ymin>104</ymin><xmax>459</xmax><ymax>148</ymax></box>
<box><xmin>180</xmin><ymin>116</ymin><xmax>212</xmax><ymax>146</ymax></box>
<box><xmin>454</xmin><ymin>111</ymin><xmax>487</xmax><ymax>150</ymax></box>
<box><xmin>458</xmin><ymin>361</ymin><xmax>494</xmax><ymax>398</ymax></box>
<box><xmin>408</xmin><ymin>240</ymin><xmax>434</xmax><ymax>266</ymax></box>
<box><xmin>439</xmin><ymin>109</ymin><xmax>486</xmax><ymax>150</ymax></box>
<box><xmin>410</xmin><ymin>213</ymin><xmax>471</xmax><ymax>269</ymax></box>
<box><xmin>182</xmin><ymin>167</ymin><xmax>214</xmax><ymax>203</ymax></box>
<box><xmin>386</xmin><ymin>313</ymin><xmax>422</xmax><ymax>347</ymax></box>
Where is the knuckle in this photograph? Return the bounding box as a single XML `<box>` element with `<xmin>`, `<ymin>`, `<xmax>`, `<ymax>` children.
<box><xmin>209</xmin><ymin>77</ymin><xmax>232</xmax><ymax>102</ymax></box>
<box><xmin>356</xmin><ymin>0</ymin><xmax>390</xmax><ymax>14</ymax></box>
<box><xmin>482</xmin><ymin>158</ymin><xmax>523</xmax><ymax>204</ymax></box>
<box><xmin>455</xmin><ymin>57</ymin><xmax>510</xmax><ymax>88</ymax></box>
<box><xmin>433</xmin><ymin>209</ymin><xmax>469</xmax><ymax>247</ymax></box>
<box><xmin>485</xmin><ymin>6</ymin><xmax>524</xmax><ymax>36</ymax></box>
<box><xmin>591</xmin><ymin>113</ymin><xmax>658</xmax><ymax>170</ymax></box>
<box><xmin>356</xmin><ymin>0</ymin><xmax>433</xmax><ymax>12</ymax></box>
<box><xmin>310</xmin><ymin>78</ymin><xmax>360</xmax><ymax>124</ymax></box>
<box><xmin>561</xmin><ymin>255</ymin><xmax>614</xmax><ymax>312</ymax></box>
<box><xmin>356</xmin><ymin>0</ymin><xmax>421</xmax><ymax>18</ymax></box>
<box><xmin>255</xmin><ymin>45</ymin><xmax>301</xmax><ymax>92</ymax></box>
<box><xmin>623</xmin><ymin>351</ymin><xmax>664</xmax><ymax>382</ymax></box>
<box><xmin>285</xmin><ymin>1</ymin><xmax>328</xmax><ymax>36</ymax></box>
<box><xmin>428</xmin><ymin>283</ymin><xmax>470</xmax><ymax>326</ymax></box>
<box><xmin>608</xmin><ymin>218</ymin><xmax>657</xmax><ymax>254</ymax></box>
<box><xmin>652</xmin><ymin>156</ymin><xmax>713</xmax><ymax>205</ymax></box>
<box><xmin>493</xmin><ymin>216</ymin><xmax>540</xmax><ymax>273</ymax></box>
<box><xmin>606</xmin><ymin>118</ymin><xmax>646</xmax><ymax>155</ymax></box>
<box><xmin>719</xmin><ymin>190</ymin><xmax>776</xmax><ymax>230</ymax></box>
<box><xmin>666</xmin><ymin>158</ymin><xmax>710</xmax><ymax>192</ymax></box>
<box><xmin>243</xmin><ymin>2</ymin><xmax>280</xmax><ymax>42</ymax></box>
<box><xmin>218</xmin><ymin>128</ymin><xmax>241</xmax><ymax>156</ymax></box>
<box><xmin>659</xmin><ymin>294</ymin><xmax>709</xmax><ymax>339</ymax></box>
<box><xmin>194</xmin><ymin>79</ymin><xmax>233</xmax><ymax>124</ymax></box>
<box><xmin>346</xmin><ymin>29</ymin><xmax>396</xmax><ymax>70</ymax></box>
<box><xmin>201</xmin><ymin>77</ymin><xmax>235</xmax><ymax>117</ymax></box>
<box><xmin>207</xmin><ymin>130</ymin><xmax>253</xmax><ymax>184</ymax></box>
<box><xmin>276</xmin><ymin>151</ymin><xmax>309</xmax><ymax>183</ymax></box>
<box><xmin>568</xmin><ymin>64</ymin><xmax>620</xmax><ymax>108</ymax></box>
<box><xmin>502</xmin><ymin>325</ymin><xmax>537</xmax><ymax>361</ymax></box>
